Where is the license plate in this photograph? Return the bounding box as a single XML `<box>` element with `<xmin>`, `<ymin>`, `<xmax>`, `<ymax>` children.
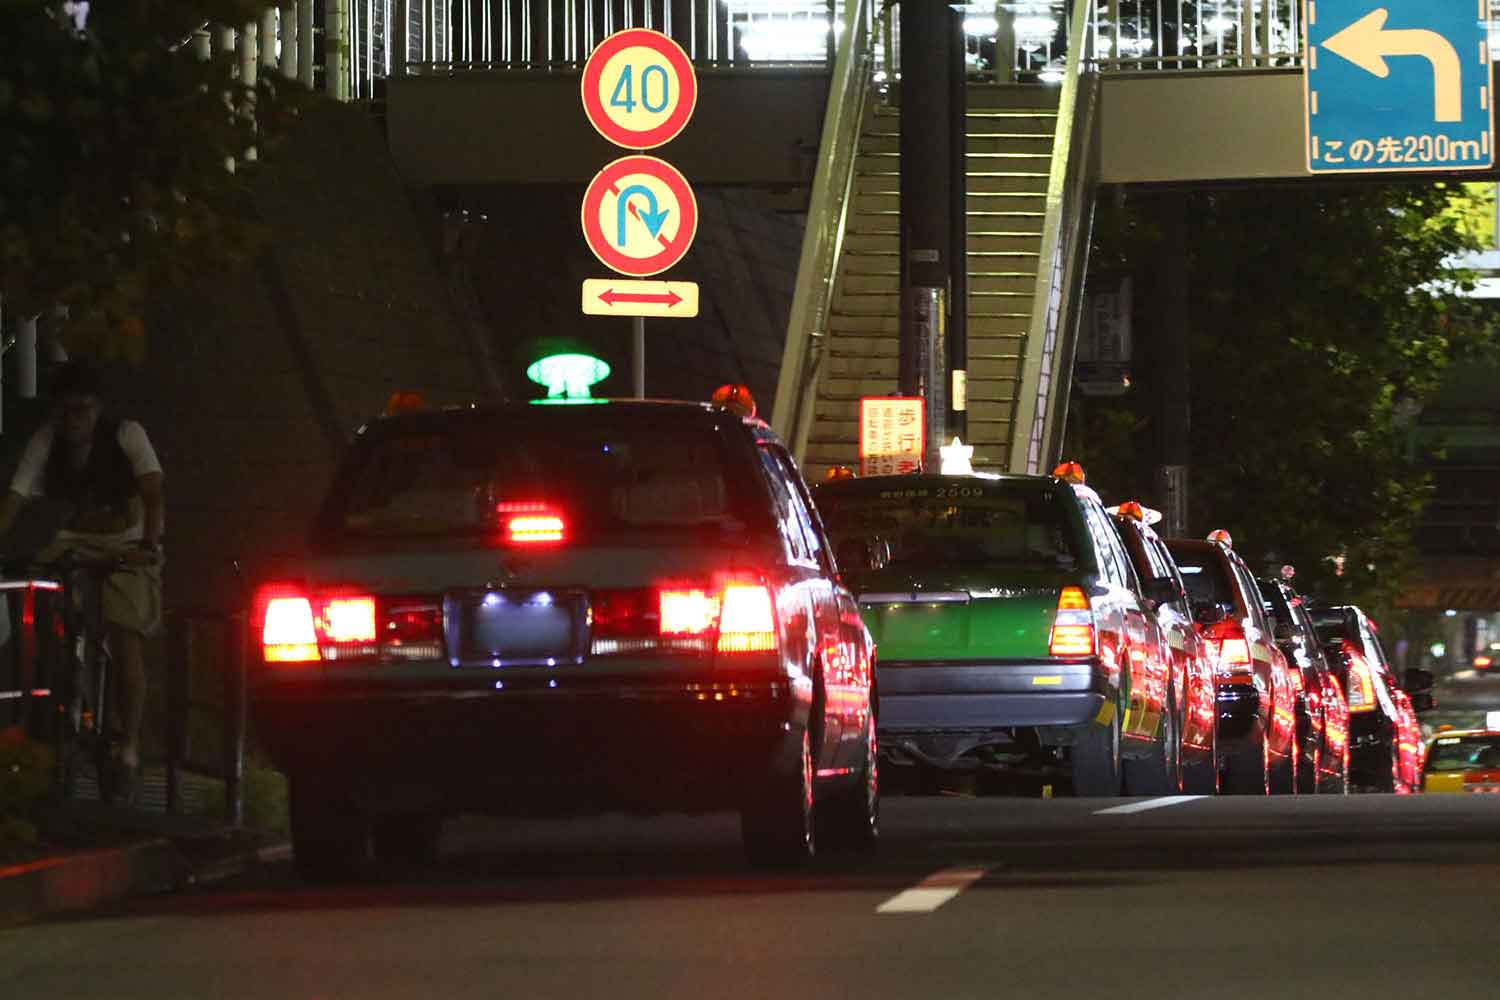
<box><xmin>445</xmin><ymin>589</ymin><xmax>588</xmax><ymax>667</ymax></box>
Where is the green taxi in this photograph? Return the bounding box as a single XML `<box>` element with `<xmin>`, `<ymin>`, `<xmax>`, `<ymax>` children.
<box><xmin>812</xmin><ymin>469</ymin><xmax>1169</xmax><ymax>796</ymax></box>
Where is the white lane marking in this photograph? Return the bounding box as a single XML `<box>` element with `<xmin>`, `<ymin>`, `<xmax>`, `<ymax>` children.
<box><xmin>876</xmin><ymin>866</ymin><xmax>990</xmax><ymax>914</ymax></box>
<box><xmin>1093</xmin><ymin>795</ymin><xmax>1204</xmax><ymax>816</ymax></box>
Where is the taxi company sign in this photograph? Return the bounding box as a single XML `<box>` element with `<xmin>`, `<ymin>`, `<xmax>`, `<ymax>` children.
<box><xmin>859</xmin><ymin>397</ymin><xmax>925</xmax><ymax>476</ymax></box>
<box><xmin>1305</xmin><ymin>0</ymin><xmax>1494</xmax><ymax>173</ymax></box>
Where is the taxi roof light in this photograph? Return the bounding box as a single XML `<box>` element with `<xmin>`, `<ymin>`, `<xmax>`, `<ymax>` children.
<box><xmin>711</xmin><ymin>384</ymin><xmax>756</xmax><ymax>418</ymax></box>
<box><xmin>1206</xmin><ymin>529</ymin><xmax>1234</xmax><ymax>547</ymax></box>
<box><xmin>1108</xmin><ymin>501</ymin><xmax>1163</xmax><ymax>526</ymax></box>
<box><xmin>825</xmin><ymin>466</ymin><xmax>856</xmax><ymax>481</ymax></box>
<box><xmin>1051</xmin><ymin>461</ymin><xmax>1086</xmax><ymax>485</ymax></box>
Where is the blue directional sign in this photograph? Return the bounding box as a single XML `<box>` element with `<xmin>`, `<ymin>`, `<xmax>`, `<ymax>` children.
<box><xmin>1306</xmin><ymin>0</ymin><xmax>1494</xmax><ymax>173</ymax></box>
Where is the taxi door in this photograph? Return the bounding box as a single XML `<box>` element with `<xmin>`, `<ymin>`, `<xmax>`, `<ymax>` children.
<box><xmin>756</xmin><ymin>441</ymin><xmax>844</xmax><ymax>770</ymax></box>
<box><xmin>1081</xmin><ymin>499</ymin><xmax>1162</xmax><ymax>741</ymax></box>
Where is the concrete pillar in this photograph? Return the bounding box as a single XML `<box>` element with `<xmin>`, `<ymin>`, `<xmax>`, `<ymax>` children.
<box><xmin>326</xmin><ymin>0</ymin><xmax>349</xmax><ymax>99</ymax></box>
<box><xmin>298</xmin><ymin>0</ymin><xmax>316</xmax><ymax>87</ymax></box>
<box><xmin>281</xmin><ymin>4</ymin><xmax>299</xmax><ymax>80</ymax></box>
<box><xmin>260</xmin><ymin>7</ymin><xmax>279</xmax><ymax>69</ymax></box>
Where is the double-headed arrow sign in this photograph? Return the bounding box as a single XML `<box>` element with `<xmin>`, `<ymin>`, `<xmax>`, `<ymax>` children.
<box><xmin>582</xmin><ymin>278</ymin><xmax>699</xmax><ymax>318</ymax></box>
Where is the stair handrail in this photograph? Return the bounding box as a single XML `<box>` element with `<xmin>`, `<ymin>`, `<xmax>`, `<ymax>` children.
<box><xmin>1009</xmin><ymin>0</ymin><xmax>1102</xmax><ymax>473</ymax></box>
<box><xmin>771</xmin><ymin>0</ymin><xmax>874</xmax><ymax>459</ymax></box>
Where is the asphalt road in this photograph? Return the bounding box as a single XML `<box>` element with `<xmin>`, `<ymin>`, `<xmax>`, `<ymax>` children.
<box><xmin>5</xmin><ymin>792</ymin><xmax>1500</xmax><ymax>1000</ymax></box>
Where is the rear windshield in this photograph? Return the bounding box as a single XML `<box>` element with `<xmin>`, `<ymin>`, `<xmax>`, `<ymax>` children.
<box><xmin>1257</xmin><ymin>580</ymin><xmax>1292</xmax><ymax>626</ymax></box>
<box><xmin>814</xmin><ymin>480</ymin><xmax>1079</xmax><ymax>571</ymax></box>
<box><xmin>320</xmin><ymin>415</ymin><xmax>760</xmax><ymax>542</ymax></box>
<box><xmin>1426</xmin><ymin>735</ymin><xmax>1500</xmax><ymax>772</ymax></box>
<box><xmin>1170</xmin><ymin>547</ymin><xmax>1234</xmax><ymax>610</ymax></box>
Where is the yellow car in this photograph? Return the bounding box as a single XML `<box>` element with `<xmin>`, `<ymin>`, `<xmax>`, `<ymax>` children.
<box><xmin>1421</xmin><ymin>730</ymin><xmax>1500</xmax><ymax>794</ymax></box>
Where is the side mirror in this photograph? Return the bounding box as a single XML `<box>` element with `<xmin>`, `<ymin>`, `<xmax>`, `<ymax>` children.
<box><xmin>1192</xmin><ymin>602</ymin><xmax>1226</xmax><ymax>626</ymax></box>
<box><xmin>1143</xmin><ymin>578</ymin><xmax>1179</xmax><ymax>608</ymax></box>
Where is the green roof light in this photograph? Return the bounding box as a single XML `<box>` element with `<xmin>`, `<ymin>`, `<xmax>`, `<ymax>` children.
<box><xmin>526</xmin><ymin>352</ymin><xmax>610</xmax><ymax>401</ymax></box>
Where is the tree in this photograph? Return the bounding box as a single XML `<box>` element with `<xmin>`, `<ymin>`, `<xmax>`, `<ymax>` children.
<box><xmin>0</xmin><ymin>1</ymin><xmax>312</xmax><ymax>359</ymax></box>
<box><xmin>1068</xmin><ymin>182</ymin><xmax>1498</xmax><ymax>619</ymax></box>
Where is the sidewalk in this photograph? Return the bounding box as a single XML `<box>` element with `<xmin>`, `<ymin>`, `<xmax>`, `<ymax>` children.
<box><xmin>0</xmin><ymin>766</ymin><xmax>287</xmax><ymax>926</ymax></box>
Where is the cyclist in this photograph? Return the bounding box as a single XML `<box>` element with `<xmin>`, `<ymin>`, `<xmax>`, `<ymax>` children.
<box><xmin>0</xmin><ymin>360</ymin><xmax>165</xmax><ymax>798</ymax></box>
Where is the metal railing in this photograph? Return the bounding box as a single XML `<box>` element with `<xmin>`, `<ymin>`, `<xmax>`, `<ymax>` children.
<box><xmin>1011</xmin><ymin>0</ymin><xmax>1101</xmax><ymax>473</ymax></box>
<box><xmin>771</xmin><ymin>0</ymin><xmax>875</xmax><ymax>452</ymax></box>
<box><xmin>1090</xmin><ymin>0</ymin><xmax>1302</xmax><ymax>71</ymax></box>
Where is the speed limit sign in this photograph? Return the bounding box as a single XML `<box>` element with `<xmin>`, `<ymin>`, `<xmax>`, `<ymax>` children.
<box><xmin>580</xmin><ymin>29</ymin><xmax>698</xmax><ymax>150</ymax></box>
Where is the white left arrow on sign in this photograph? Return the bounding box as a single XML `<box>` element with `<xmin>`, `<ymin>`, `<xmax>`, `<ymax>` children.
<box><xmin>1321</xmin><ymin>8</ymin><xmax>1463</xmax><ymax>122</ymax></box>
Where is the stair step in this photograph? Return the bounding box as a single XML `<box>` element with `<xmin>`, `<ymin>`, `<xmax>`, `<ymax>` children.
<box><xmin>880</xmin><ymin>83</ymin><xmax>1061</xmax><ymax>111</ymax></box>
<box><xmin>858</xmin><ymin>153</ymin><xmax>1055</xmax><ymax>175</ymax></box>
<box><xmin>827</xmin><ymin>315</ymin><xmax>1029</xmax><ymax>339</ymax></box>
<box><xmin>836</xmin><ymin>271</ymin><xmax>1038</xmax><ymax>296</ymax></box>
<box><xmin>841</xmin><ymin>231</ymin><xmax>1047</xmax><ymax>255</ymax></box>
<box><xmin>822</xmin><ymin>353</ymin><xmax>1023</xmax><ymax>381</ymax></box>
<box><xmin>854</xmin><ymin>173</ymin><xmax>1053</xmax><ymax>198</ymax></box>
<box><xmin>860</xmin><ymin>134</ymin><xmax>1056</xmax><ymax>157</ymax></box>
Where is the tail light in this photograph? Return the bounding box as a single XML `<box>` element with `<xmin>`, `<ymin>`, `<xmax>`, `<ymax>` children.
<box><xmin>497</xmin><ymin>501</ymin><xmax>565</xmax><ymax>544</ymax></box>
<box><xmin>1344</xmin><ymin>640</ymin><xmax>1377</xmax><ymax>712</ymax></box>
<box><xmin>1464</xmin><ymin>770</ymin><xmax>1500</xmax><ymax>793</ymax></box>
<box><xmin>1048</xmin><ymin>586</ymin><xmax>1095</xmax><ymax>657</ymax></box>
<box><xmin>255</xmin><ymin>584</ymin><xmax>442</xmax><ymax>665</ymax></box>
<box><xmin>593</xmin><ymin>574</ymin><xmax>778</xmax><ymax>657</ymax></box>
<box><xmin>1204</xmin><ymin>621</ymin><xmax>1254</xmax><ymax>682</ymax></box>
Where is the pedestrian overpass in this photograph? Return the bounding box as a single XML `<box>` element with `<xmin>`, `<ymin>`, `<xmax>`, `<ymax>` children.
<box><xmin>269</xmin><ymin>0</ymin><xmax>1480</xmax><ymax>474</ymax></box>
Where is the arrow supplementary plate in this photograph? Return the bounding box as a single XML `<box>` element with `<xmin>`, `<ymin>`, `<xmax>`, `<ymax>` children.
<box><xmin>1321</xmin><ymin>8</ymin><xmax>1461</xmax><ymax>122</ymax></box>
<box><xmin>582</xmin><ymin>278</ymin><xmax>700</xmax><ymax>318</ymax></box>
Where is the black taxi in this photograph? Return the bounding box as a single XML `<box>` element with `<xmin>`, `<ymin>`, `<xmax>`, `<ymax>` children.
<box><xmin>252</xmin><ymin>398</ymin><xmax>876</xmax><ymax>879</ymax></box>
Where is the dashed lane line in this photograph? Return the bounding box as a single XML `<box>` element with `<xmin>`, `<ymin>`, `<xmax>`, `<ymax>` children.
<box><xmin>1093</xmin><ymin>795</ymin><xmax>1205</xmax><ymax>815</ymax></box>
<box><xmin>875</xmin><ymin>866</ymin><xmax>991</xmax><ymax>914</ymax></box>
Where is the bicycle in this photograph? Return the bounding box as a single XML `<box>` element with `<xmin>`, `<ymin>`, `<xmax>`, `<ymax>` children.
<box><xmin>21</xmin><ymin>548</ymin><xmax>134</xmax><ymax>804</ymax></box>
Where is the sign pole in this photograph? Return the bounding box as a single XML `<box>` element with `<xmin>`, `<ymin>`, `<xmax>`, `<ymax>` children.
<box><xmin>632</xmin><ymin>316</ymin><xmax>646</xmax><ymax>398</ymax></box>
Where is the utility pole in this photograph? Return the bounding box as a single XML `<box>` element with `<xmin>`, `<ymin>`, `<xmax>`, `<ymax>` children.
<box><xmin>899</xmin><ymin>0</ymin><xmax>957</xmax><ymax>471</ymax></box>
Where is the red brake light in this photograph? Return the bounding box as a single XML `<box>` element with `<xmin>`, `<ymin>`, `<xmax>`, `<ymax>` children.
<box><xmin>262</xmin><ymin>593</ymin><xmax>318</xmax><ymax>663</ymax></box>
<box><xmin>1049</xmin><ymin>587</ymin><xmax>1095</xmax><ymax>656</ymax></box>
<box><xmin>1219</xmin><ymin>638</ymin><xmax>1251</xmax><ymax>667</ymax></box>
<box><xmin>321</xmin><ymin>597</ymin><xmax>377</xmax><ymax>643</ymax></box>
<box><xmin>659</xmin><ymin>588</ymin><xmax>719</xmax><ymax>635</ymax></box>
<box><xmin>498</xmin><ymin>501</ymin><xmax>565</xmax><ymax>544</ymax></box>
<box><xmin>717</xmin><ymin>582</ymin><xmax>776</xmax><ymax>652</ymax></box>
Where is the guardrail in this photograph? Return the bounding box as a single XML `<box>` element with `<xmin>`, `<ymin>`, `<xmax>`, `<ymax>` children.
<box><xmin>770</xmin><ymin>0</ymin><xmax>874</xmax><ymax>452</ymax></box>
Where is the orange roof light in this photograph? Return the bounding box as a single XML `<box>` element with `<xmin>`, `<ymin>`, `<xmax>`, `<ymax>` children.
<box><xmin>1207</xmin><ymin>529</ymin><xmax>1233</xmax><ymax>547</ymax></box>
<box><xmin>711</xmin><ymin>383</ymin><xmax>756</xmax><ymax>419</ymax></box>
<box><xmin>825</xmin><ymin>466</ymin><xmax>856</xmax><ymax>481</ymax></box>
<box><xmin>1116</xmin><ymin>501</ymin><xmax>1145</xmax><ymax>522</ymax></box>
<box><xmin>383</xmin><ymin>391</ymin><xmax>427</xmax><ymax>416</ymax></box>
<box><xmin>1052</xmin><ymin>461</ymin><xmax>1086</xmax><ymax>484</ymax></box>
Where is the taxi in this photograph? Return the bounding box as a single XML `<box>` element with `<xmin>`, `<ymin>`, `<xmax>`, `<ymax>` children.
<box><xmin>1109</xmin><ymin>503</ymin><xmax>1219</xmax><ymax>794</ymax></box>
<box><xmin>1421</xmin><ymin>730</ymin><xmax>1500</xmax><ymax>794</ymax></box>
<box><xmin>812</xmin><ymin>462</ymin><xmax>1172</xmax><ymax>797</ymax></box>
<box><xmin>251</xmin><ymin>392</ymin><xmax>876</xmax><ymax>879</ymax></box>
<box><xmin>1166</xmin><ymin>532</ymin><xmax>1299</xmax><ymax>795</ymax></box>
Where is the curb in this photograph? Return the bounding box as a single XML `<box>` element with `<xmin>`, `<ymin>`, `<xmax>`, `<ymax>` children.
<box><xmin>0</xmin><ymin>839</ymin><xmax>289</xmax><ymax>926</ymax></box>
<box><xmin>0</xmin><ymin>839</ymin><xmax>189</xmax><ymax>926</ymax></box>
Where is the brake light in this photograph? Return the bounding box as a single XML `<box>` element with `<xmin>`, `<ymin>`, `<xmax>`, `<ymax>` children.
<box><xmin>1049</xmin><ymin>587</ymin><xmax>1095</xmax><ymax>656</ymax></box>
<box><xmin>498</xmin><ymin>502</ymin><xmax>565</xmax><ymax>544</ymax></box>
<box><xmin>262</xmin><ymin>594</ymin><xmax>318</xmax><ymax>663</ymax></box>
<box><xmin>595</xmin><ymin>576</ymin><xmax>778</xmax><ymax>656</ymax></box>
<box><xmin>255</xmin><ymin>585</ymin><xmax>441</xmax><ymax>665</ymax></box>
<box><xmin>717</xmin><ymin>582</ymin><xmax>776</xmax><ymax>652</ymax></box>
<box><xmin>1344</xmin><ymin>641</ymin><xmax>1376</xmax><ymax>713</ymax></box>
<box><xmin>1204</xmin><ymin>619</ymin><xmax>1253</xmax><ymax>681</ymax></box>
<box><xmin>1219</xmin><ymin>638</ymin><xmax>1251</xmax><ymax>667</ymax></box>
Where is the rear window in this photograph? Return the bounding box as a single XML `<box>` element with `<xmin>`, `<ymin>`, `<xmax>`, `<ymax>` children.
<box><xmin>1170</xmin><ymin>547</ymin><xmax>1235</xmax><ymax>610</ymax></box>
<box><xmin>320</xmin><ymin>414</ymin><xmax>760</xmax><ymax>542</ymax></box>
<box><xmin>1426</xmin><ymin>735</ymin><xmax>1500</xmax><ymax>772</ymax></box>
<box><xmin>1257</xmin><ymin>580</ymin><xmax>1292</xmax><ymax>626</ymax></box>
<box><xmin>814</xmin><ymin>480</ymin><xmax>1080</xmax><ymax>571</ymax></box>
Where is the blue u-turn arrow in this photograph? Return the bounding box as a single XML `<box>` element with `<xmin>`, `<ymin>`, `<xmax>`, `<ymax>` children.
<box><xmin>616</xmin><ymin>185</ymin><xmax>671</xmax><ymax>246</ymax></box>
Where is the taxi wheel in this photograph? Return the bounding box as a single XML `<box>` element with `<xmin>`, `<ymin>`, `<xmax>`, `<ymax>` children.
<box><xmin>1072</xmin><ymin>705</ymin><xmax>1122</xmax><ymax>797</ymax></box>
<box><xmin>1222</xmin><ymin>736</ymin><xmax>1269</xmax><ymax>795</ymax></box>
<box><xmin>290</xmin><ymin>775</ymin><xmax>370</xmax><ymax>883</ymax></box>
<box><xmin>372</xmin><ymin>813</ymin><xmax>444</xmax><ymax>869</ymax></box>
<box><xmin>741</xmin><ymin>729</ymin><xmax>816</xmax><ymax>866</ymax></box>
<box><xmin>1123</xmin><ymin>688</ymin><xmax>1182</xmax><ymax>795</ymax></box>
<box><xmin>817</xmin><ymin>713</ymin><xmax>879</xmax><ymax>851</ymax></box>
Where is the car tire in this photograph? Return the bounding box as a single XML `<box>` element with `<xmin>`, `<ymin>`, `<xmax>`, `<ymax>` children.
<box><xmin>1221</xmin><ymin>735</ymin><xmax>1269</xmax><ymax>795</ymax></box>
<box><xmin>1182</xmin><ymin>742</ymin><xmax>1219</xmax><ymax>795</ymax></box>
<box><xmin>372</xmin><ymin>813</ymin><xmax>444</xmax><ymax>869</ymax></box>
<box><xmin>817</xmin><ymin>713</ymin><xmax>879</xmax><ymax>851</ymax></box>
<box><xmin>741</xmin><ymin>729</ymin><xmax>816</xmax><ymax>866</ymax></box>
<box><xmin>1072</xmin><ymin>704</ymin><xmax>1122</xmax><ymax>797</ymax></box>
<box><xmin>290</xmin><ymin>774</ymin><xmax>369</xmax><ymax>883</ymax></box>
<box><xmin>1123</xmin><ymin>688</ymin><xmax>1182</xmax><ymax>795</ymax></box>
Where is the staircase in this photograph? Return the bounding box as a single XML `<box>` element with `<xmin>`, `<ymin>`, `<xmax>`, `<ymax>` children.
<box><xmin>800</xmin><ymin>84</ymin><xmax>1060</xmax><ymax>479</ymax></box>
